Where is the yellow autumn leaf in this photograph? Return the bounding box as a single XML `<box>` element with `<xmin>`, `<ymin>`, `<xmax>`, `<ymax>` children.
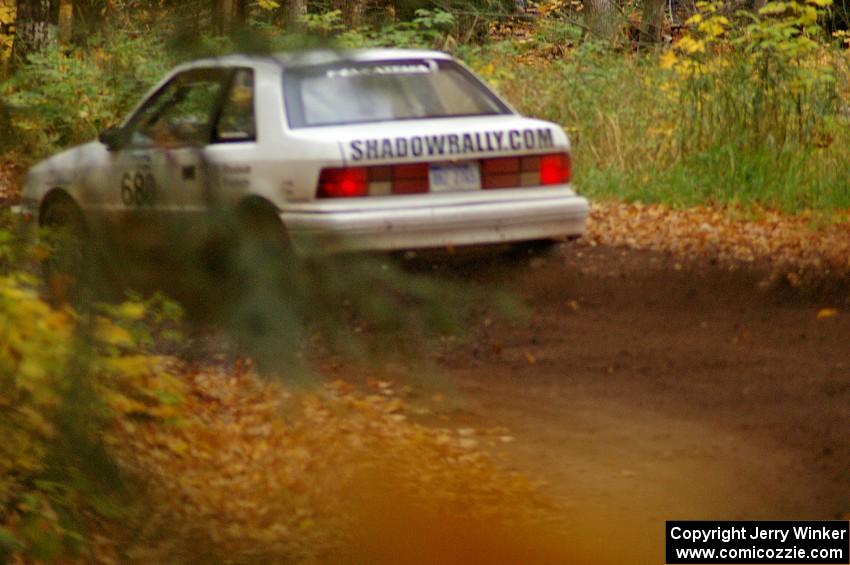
<box><xmin>167</xmin><ymin>438</ymin><xmax>189</xmax><ymax>455</ymax></box>
<box><xmin>759</xmin><ymin>2</ymin><xmax>790</xmax><ymax>14</ymax></box>
<box><xmin>698</xmin><ymin>18</ymin><xmax>727</xmax><ymax>37</ymax></box>
<box><xmin>95</xmin><ymin>317</ymin><xmax>134</xmax><ymax>347</ymax></box>
<box><xmin>458</xmin><ymin>437</ymin><xmax>479</xmax><ymax>449</ymax></box>
<box><xmin>117</xmin><ymin>302</ymin><xmax>146</xmax><ymax>321</ymax></box>
<box><xmin>677</xmin><ymin>36</ymin><xmax>706</xmax><ymax>54</ymax></box>
<box><xmin>16</xmin><ymin>405</ymin><xmax>56</xmax><ymax>438</ymax></box>
<box><xmin>106</xmin><ymin>355</ymin><xmax>154</xmax><ymax>377</ymax></box>
<box><xmin>0</xmin><ymin>2</ymin><xmax>14</xmax><ymax>61</ymax></box>
<box><xmin>102</xmin><ymin>391</ymin><xmax>147</xmax><ymax>415</ymax></box>
<box><xmin>816</xmin><ymin>308</ymin><xmax>838</xmax><ymax>319</ymax></box>
<box><xmin>382</xmin><ymin>398</ymin><xmax>404</xmax><ymax>413</ymax></box>
<box><xmin>660</xmin><ymin>50</ymin><xmax>678</xmax><ymax>70</ymax></box>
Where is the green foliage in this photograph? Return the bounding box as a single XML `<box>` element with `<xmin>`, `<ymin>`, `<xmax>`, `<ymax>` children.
<box><xmin>1</xmin><ymin>30</ymin><xmax>170</xmax><ymax>160</ymax></box>
<box><xmin>299</xmin><ymin>9</ymin><xmax>348</xmax><ymax>36</ymax></box>
<box><xmin>0</xmin><ymin>272</ymin><xmax>104</xmax><ymax>562</ymax></box>
<box><xmin>665</xmin><ymin>0</ymin><xmax>837</xmax><ymax>152</ymax></box>
<box><xmin>0</xmin><ymin>216</ymin><xmax>185</xmax><ymax>563</ymax></box>
<box><xmin>530</xmin><ymin>18</ymin><xmax>584</xmax><ymax>50</ymax></box>
<box><xmin>426</xmin><ymin>0</ymin><xmax>517</xmax><ymax>42</ymax></box>
<box><xmin>334</xmin><ymin>9</ymin><xmax>456</xmax><ymax>49</ymax></box>
<box><xmin>483</xmin><ymin>0</ymin><xmax>850</xmax><ymax>213</ymax></box>
<box><xmin>456</xmin><ymin>40</ymin><xmax>519</xmax><ymax>89</ymax></box>
<box><xmin>0</xmin><ymin>211</ymin><xmax>44</xmax><ymax>277</ymax></box>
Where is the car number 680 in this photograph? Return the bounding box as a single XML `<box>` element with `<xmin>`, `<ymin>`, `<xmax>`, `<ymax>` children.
<box><xmin>121</xmin><ymin>171</ymin><xmax>156</xmax><ymax>207</ymax></box>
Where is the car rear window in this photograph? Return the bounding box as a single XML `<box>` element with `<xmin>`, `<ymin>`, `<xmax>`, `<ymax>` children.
<box><xmin>283</xmin><ymin>59</ymin><xmax>511</xmax><ymax>128</ymax></box>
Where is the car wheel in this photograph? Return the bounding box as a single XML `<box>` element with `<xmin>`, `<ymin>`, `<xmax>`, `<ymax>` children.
<box><xmin>221</xmin><ymin>201</ymin><xmax>298</xmax><ymax>373</ymax></box>
<box><xmin>40</xmin><ymin>196</ymin><xmax>90</xmax><ymax>306</ymax></box>
<box><xmin>240</xmin><ymin>201</ymin><xmax>291</xmax><ymax>259</ymax></box>
<box><xmin>508</xmin><ymin>238</ymin><xmax>560</xmax><ymax>258</ymax></box>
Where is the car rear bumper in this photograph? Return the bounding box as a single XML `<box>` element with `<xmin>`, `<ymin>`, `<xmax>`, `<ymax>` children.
<box><xmin>280</xmin><ymin>192</ymin><xmax>590</xmax><ymax>252</ymax></box>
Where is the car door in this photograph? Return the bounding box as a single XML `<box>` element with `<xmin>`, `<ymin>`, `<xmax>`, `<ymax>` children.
<box><xmin>203</xmin><ymin>67</ymin><xmax>258</xmax><ymax>207</ymax></box>
<box><xmin>111</xmin><ymin>67</ymin><xmax>231</xmax><ymax>250</ymax></box>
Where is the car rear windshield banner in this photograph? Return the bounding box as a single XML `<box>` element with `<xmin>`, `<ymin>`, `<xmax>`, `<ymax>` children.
<box><xmin>666</xmin><ymin>521</ymin><xmax>849</xmax><ymax>564</ymax></box>
<box><xmin>348</xmin><ymin>128</ymin><xmax>558</xmax><ymax>162</ymax></box>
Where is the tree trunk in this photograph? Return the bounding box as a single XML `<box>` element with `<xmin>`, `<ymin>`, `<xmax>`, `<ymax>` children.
<box><xmin>639</xmin><ymin>0</ymin><xmax>665</xmax><ymax>44</ymax></box>
<box><xmin>12</xmin><ymin>0</ymin><xmax>56</xmax><ymax>62</ymax></box>
<box><xmin>215</xmin><ymin>0</ymin><xmax>248</xmax><ymax>33</ymax></box>
<box><xmin>72</xmin><ymin>0</ymin><xmax>108</xmax><ymax>47</ymax></box>
<box><xmin>285</xmin><ymin>0</ymin><xmax>306</xmax><ymax>29</ymax></box>
<box><xmin>332</xmin><ymin>0</ymin><xmax>363</xmax><ymax>28</ymax></box>
<box><xmin>583</xmin><ymin>0</ymin><xmax>618</xmax><ymax>41</ymax></box>
<box><xmin>57</xmin><ymin>0</ymin><xmax>70</xmax><ymax>43</ymax></box>
<box><xmin>215</xmin><ymin>0</ymin><xmax>234</xmax><ymax>32</ymax></box>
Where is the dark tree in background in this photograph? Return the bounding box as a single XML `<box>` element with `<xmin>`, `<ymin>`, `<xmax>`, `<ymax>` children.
<box><xmin>12</xmin><ymin>0</ymin><xmax>56</xmax><ymax>62</ymax></box>
<box><xmin>286</xmin><ymin>0</ymin><xmax>307</xmax><ymax>28</ymax></box>
<box><xmin>215</xmin><ymin>0</ymin><xmax>248</xmax><ymax>33</ymax></box>
<box><xmin>57</xmin><ymin>0</ymin><xmax>71</xmax><ymax>42</ymax></box>
<box><xmin>583</xmin><ymin>0</ymin><xmax>617</xmax><ymax>40</ymax></box>
<box><xmin>331</xmin><ymin>0</ymin><xmax>363</xmax><ymax>27</ymax></box>
<box><xmin>640</xmin><ymin>0</ymin><xmax>666</xmax><ymax>43</ymax></box>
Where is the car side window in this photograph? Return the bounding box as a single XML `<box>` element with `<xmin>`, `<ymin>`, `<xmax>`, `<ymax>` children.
<box><xmin>127</xmin><ymin>69</ymin><xmax>227</xmax><ymax>148</ymax></box>
<box><xmin>214</xmin><ymin>69</ymin><xmax>256</xmax><ymax>143</ymax></box>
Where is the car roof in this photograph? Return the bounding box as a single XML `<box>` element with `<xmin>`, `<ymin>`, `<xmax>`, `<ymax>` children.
<box><xmin>174</xmin><ymin>49</ymin><xmax>453</xmax><ymax>72</ymax></box>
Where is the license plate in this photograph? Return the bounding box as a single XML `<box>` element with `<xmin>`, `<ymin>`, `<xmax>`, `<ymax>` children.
<box><xmin>429</xmin><ymin>163</ymin><xmax>481</xmax><ymax>192</ymax></box>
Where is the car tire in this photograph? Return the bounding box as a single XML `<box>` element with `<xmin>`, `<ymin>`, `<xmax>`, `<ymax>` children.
<box><xmin>508</xmin><ymin>238</ymin><xmax>560</xmax><ymax>258</ymax></box>
<box><xmin>214</xmin><ymin>200</ymin><xmax>299</xmax><ymax>372</ymax></box>
<box><xmin>199</xmin><ymin>201</ymin><xmax>291</xmax><ymax>281</ymax></box>
<box><xmin>225</xmin><ymin>200</ymin><xmax>293</xmax><ymax>286</ymax></box>
<box><xmin>40</xmin><ymin>195</ymin><xmax>90</xmax><ymax>306</ymax></box>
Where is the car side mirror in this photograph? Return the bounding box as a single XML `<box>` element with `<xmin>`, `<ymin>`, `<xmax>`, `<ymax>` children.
<box><xmin>99</xmin><ymin>127</ymin><xmax>125</xmax><ymax>151</ymax></box>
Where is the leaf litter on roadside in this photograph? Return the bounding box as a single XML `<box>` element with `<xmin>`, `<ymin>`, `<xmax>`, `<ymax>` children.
<box><xmin>585</xmin><ymin>201</ymin><xmax>850</xmax><ymax>287</ymax></box>
<box><xmin>106</xmin><ymin>365</ymin><xmax>580</xmax><ymax>564</ymax></box>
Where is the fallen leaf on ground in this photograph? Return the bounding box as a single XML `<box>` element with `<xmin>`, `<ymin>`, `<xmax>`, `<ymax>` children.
<box><xmin>817</xmin><ymin>308</ymin><xmax>839</xmax><ymax>320</ymax></box>
<box><xmin>585</xmin><ymin>201</ymin><xmax>850</xmax><ymax>282</ymax></box>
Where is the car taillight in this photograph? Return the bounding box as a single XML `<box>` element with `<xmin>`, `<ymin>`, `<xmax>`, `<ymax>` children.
<box><xmin>388</xmin><ymin>163</ymin><xmax>429</xmax><ymax>194</ymax></box>
<box><xmin>318</xmin><ymin>152</ymin><xmax>571</xmax><ymax>198</ymax></box>
<box><xmin>540</xmin><ymin>153</ymin><xmax>571</xmax><ymax>185</ymax></box>
<box><xmin>481</xmin><ymin>152</ymin><xmax>571</xmax><ymax>189</ymax></box>
<box><xmin>318</xmin><ymin>164</ymin><xmax>429</xmax><ymax>198</ymax></box>
<box><xmin>481</xmin><ymin>157</ymin><xmax>528</xmax><ymax>189</ymax></box>
<box><xmin>317</xmin><ymin>167</ymin><xmax>368</xmax><ymax>198</ymax></box>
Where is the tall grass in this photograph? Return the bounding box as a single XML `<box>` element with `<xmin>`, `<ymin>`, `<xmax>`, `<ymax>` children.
<box><xmin>479</xmin><ymin>2</ymin><xmax>850</xmax><ymax>214</ymax></box>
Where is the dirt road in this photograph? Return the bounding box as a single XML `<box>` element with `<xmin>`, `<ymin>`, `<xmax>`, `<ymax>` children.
<box><xmin>425</xmin><ymin>243</ymin><xmax>849</xmax><ymax>563</ymax></box>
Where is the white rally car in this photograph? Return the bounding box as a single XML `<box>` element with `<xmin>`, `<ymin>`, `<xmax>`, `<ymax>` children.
<box><xmin>20</xmin><ymin>49</ymin><xmax>589</xmax><ymax>254</ymax></box>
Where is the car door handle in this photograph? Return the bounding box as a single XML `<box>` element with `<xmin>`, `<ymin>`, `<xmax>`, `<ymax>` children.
<box><xmin>182</xmin><ymin>165</ymin><xmax>196</xmax><ymax>181</ymax></box>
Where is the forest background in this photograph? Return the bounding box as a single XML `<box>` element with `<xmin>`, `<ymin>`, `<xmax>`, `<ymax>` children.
<box><xmin>0</xmin><ymin>0</ymin><xmax>848</xmax><ymax>562</ymax></box>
